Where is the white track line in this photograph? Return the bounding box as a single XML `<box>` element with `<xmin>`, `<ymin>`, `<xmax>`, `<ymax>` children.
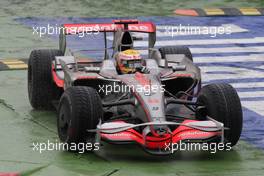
<box><xmin>191</xmin><ymin>46</ymin><xmax>264</xmax><ymax>54</ymax></box>
<box><xmin>241</xmin><ymin>101</ymin><xmax>264</xmax><ymax>116</ymax></box>
<box><xmin>231</xmin><ymin>82</ymin><xmax>264</xmax><ymax>89</ymax></box>
<box><xmin>194</xmin><ymin>54</ymin><xmax>264</xmax><ymax>63</ymax></box>
<box><xmin>200</xmin><ymin>66</ymin><xmax>264</xmax><ymax>82</ymax></box>
<box><xmin>134</xmin><ymin>37</ymin><xmax>264</xmax><ymax>47</ymax></box>
<box><xmin>238</xmin><ymin>91</ymin><xmax>264</xmax><ymax>98</ymax></box>
<box><xmin>256</xmin><ymin>65</ymin><xmax>264</xmax><ymax>69</ymax></box>
<box><xmin>139</xmin><ymin>46</ymin><xmax>264</xmax><ymax>55</ymax></box>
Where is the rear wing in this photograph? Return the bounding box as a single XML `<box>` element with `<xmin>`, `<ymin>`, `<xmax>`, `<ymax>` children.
<box><xmin>59</xmin><ymin>20</ymin><xmax>156</xmax><ymax>54</ymax></box>
<box><xmin>63</xmin><ymin>20</ymin><xmax>156</xmax><ymax>34</ymax></box>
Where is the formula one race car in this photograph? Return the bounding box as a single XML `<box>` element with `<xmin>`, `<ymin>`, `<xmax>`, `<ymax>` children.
<box><xmin>28</xmin><ymin>20</ymin><xmax>243</xmax><ymax>154</ymax></box>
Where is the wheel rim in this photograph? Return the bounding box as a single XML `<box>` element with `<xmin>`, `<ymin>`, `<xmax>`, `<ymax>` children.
<box><xmin>58</xmin><ymin>100</ymin><xmax>71</xmax><ymax>141</ymax></box>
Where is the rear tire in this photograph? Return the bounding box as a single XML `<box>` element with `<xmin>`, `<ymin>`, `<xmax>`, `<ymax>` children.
<box><xmin>159</xmin><ymin>46</ymin><xmax>193</xmax><ymax>61</ymax></box>
<box><xmin>197</xmin><ymin>83</ymin><xmax>243</xmax><ymax>146</ymax></box>
<box><xmin>28</xmin><ymin>49</ymin><xmax>63</xmax><ymax>110</ymax></box>
<box><xmin>159</xmin><ymin>46</ymin><xmax>194</xmax><ymax>99</ymax></box>
<box><xmin>57</xmin><ymin>86</ymin><xmax>102</xmax><ymax>151</ymax></box>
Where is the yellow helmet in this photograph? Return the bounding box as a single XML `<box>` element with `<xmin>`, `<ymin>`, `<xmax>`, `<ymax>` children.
<box><xmin>116</xmin><ymin>49</ymin><xmax>143</xmax><ymax>74</ymax></box>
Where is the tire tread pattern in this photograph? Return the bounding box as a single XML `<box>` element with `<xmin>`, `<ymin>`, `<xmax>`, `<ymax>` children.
<box><xmin>197</xmin><ymin>83</ymin><xmax>243</xmax><ymax>146</ymax></box>
<box><xmin>59</xmin><ymin>86</ymin><xmax>102</xmax><ymax>144</ymax></box>
<box><xmin>28</xmin><ymin>49</ymin><xmax>63</xmax><ymax>109</ymax></box>
<box><xmin>159</xmin><ymin>46</ymin><xmax>193</xmax><ymax>61</ymax></box>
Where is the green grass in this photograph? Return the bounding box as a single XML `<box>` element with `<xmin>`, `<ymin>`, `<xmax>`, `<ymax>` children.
<box><xmin>0</xmin><ymin>0</ymin><xmax>264</xmax><ymax>17</ymax></box>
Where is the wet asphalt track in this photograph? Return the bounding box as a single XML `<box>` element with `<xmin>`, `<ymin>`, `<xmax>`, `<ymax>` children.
<box><xmin>1</xmin><ymin>0</ymin><xmax>264</xmax><ymax>175</ymax></box>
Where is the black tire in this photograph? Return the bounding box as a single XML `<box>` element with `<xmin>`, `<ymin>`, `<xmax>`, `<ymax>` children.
<box><xmin>159</xmin><ymin>46</ymin><xmax>193</xmax><ymax>61</ymax></box>
<box><xmin>159</xmin><ymin>46</ymin><xmax>194</xmax><ymax>99</ymax></box>
<box><xmin>28</xmin><ymin>49</ymin><xmax>63</xmax><ymax>110</ymax></box>
<box><xmin>57</xmin><ymin>86</ymin><xmax>102</xmax><ymax>150</ymax></box>
<box><xmin>197</xmin><ymin>83</ymin><xmax>243</xmax><ymax>146</ymax></box>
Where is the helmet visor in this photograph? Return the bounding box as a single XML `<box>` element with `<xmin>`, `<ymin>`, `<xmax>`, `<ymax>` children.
<box><xmin>121</xmin><ymin>59</ymin><xmax>142</xmax><ymax>69</ymax></box>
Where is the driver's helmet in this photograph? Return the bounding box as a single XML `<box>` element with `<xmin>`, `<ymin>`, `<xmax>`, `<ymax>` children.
<box><xmin>116</xmin><ymin>49</ymin><xmax>143</xmax><ymax>74</ymax></box>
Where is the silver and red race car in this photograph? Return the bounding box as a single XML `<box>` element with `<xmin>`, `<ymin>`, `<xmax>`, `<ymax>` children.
<box><xmin>28</xmin><ymin>20</ymin><xmax>243</xmax><ymax>154</ymax></box>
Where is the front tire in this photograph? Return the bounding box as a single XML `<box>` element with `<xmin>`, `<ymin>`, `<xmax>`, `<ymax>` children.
<box><xmin>57</xmin><ymin>86</ymin><xmax>102</xmax><ymax>151</ymax></box>
<box><xmin>28</xmin><ymin>49</ymin><xmax>63</xmax><ymax>110</ymax></box>
<box><xmin>197</xmin><ymin>83</ymin><xmax>243</xmax><ymax>146</ymax></box>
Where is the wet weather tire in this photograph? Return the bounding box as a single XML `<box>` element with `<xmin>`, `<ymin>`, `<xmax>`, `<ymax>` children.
<box><xmin>57</xmin><ymin>86</ymin><xmax>102</xmax><ymax>151</ymax></box>
<box><xmin>197</xmin><ymin>83</ymin><xmax>243</xmax><ymax>146</ymax></box>
<box><xmin>159</xmin><ymin>46</ymin><xmax>193</xmax><ymax>61</ymax></box>
<box><xmin>28</xmin><ymin>49</ymin><xmax>63</xmax><ymax>110</ymax></box>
